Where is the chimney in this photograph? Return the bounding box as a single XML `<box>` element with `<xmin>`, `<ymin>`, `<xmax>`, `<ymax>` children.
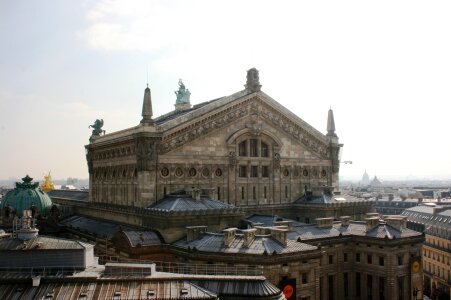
<box><xmin>186</xmin><ymin>226</ymin><xmax>207</xmax><ymax>241</ymax></box>
<box><xmin>432</xmin><ymin>206</ymin><xmax>447</xmax><ymax>215</ymax></box>
<box><xmin>273</xmin><ymin>220</ymin><xmax>293</xmax><ymax>231</ymax></box>
<box><xmin>270</xmin><ymin>227</ymin><xmax>288</xmax><ymax>246</ymax></box>
<box><xmin>365</xmin><ymin>217</ymin><xmax>379</xmax><ymax>232</ymax></box>
<box><xmin>223</xmin><ymin>228</ymin><xmax>237</xmax><ymax>247</ymax></box>
<box><xmin>366</xmin><ymin>212</ymin><xmax>380</xmax><ymax>218</ymax></box>
<box><xmin>384</xmin><ymin>216</ymin><xmax>407</xmax><ymax>231</ymax></box>
<box><xmin>388</xmin><ymin>194</ymin><xmax>394</xmax><ymax>201</ymax></box>
<box><xmin>315</xmin><ymin>217</ymin><xmax>334</xmax><ymax>228</ymax></box>
<box><xmin>254</xmin><ymin>226</ymin><xmax>271</xmax><ymax>235</ymax></box>
<box><xmin>191</xmin><ymin>188</ymin><xmax>201</xmax><ymax>201</ymax></box>
<box><xmin>203</xmin><ymin>188</ymin><xmax>216</xmax><ymax>200</ymax></box>
<box><xmin>32</xmin><ymin>276</ymin><xmax>41</xmax><ymax>287</ymax></box>
<box><xmin>340</xmin><ymin>216</ymin><xmax>351</xmax><ymax>227</ymax></box>
<box><xmin>242</xmin><ymin>228</ymin><xmax>257</xmax><ymax>248</ymax></box>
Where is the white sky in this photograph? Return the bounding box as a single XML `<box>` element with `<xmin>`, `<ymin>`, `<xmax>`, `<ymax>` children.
<box><xmin>1</xmin><ymin>0</ymin><xmax>450</xmax><ymax>181</ymax></box>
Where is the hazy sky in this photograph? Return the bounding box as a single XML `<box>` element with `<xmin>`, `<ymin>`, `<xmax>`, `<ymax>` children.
<box><xmin>1</xmin><ymin>0</ymin><xmax>451</xmax><ymax>181</ymax></box>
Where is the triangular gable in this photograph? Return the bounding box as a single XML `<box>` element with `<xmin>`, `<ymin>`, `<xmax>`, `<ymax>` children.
<box><xmin>158</xmin><ymin>90</ymin><xmax>330</xmax><ymax>158</ymax></box>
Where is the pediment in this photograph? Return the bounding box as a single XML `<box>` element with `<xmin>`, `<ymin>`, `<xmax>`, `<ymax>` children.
<box><xmin>158</xmin><ymin>91</ymin><xmax>330</xmax><ymax>158</ymax></box>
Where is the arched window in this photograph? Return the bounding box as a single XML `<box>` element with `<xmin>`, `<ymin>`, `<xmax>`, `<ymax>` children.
<box><xmin>261</xmin><ymin>142</ymin><xmax>269</xmax><ymax>157</ymax></box>
<box><xmin>239</xmin><ymin>140</ymin><xmax>247</xmax><ymax>156</ymax></box>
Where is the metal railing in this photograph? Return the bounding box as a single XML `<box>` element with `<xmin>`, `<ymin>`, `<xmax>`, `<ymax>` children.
<box><xmin>98</xmin><ymin>255</ymin><xmax>263</xmax><ymax>276</ymax></box>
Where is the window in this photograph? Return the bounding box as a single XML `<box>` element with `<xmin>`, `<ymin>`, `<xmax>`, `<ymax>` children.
<box><xmin>344</xmin><ymin>273</ymin><xmax>349</xmax><ymax>298</ymax></box>
<box><xmin>328</xmin><ymin>275</ymin><xmax>334</xmax><ymax>300</ymax></box>
<box><xmin>250</xmin><ymin>139</ymin><xmax>258</xmax><ymax>157</ymax></box>
<box><xmin>379</xmin><ymin>256</ymin><xmax>384</xmax><ymax>266</ymax></box>
<box><xmin>285</xmin><ymin>186</ymin><xmax>288</xmax><ymax>198</ymax></box>
<box><xmin>356</xmin><ymin>273</ymin><xmax>361</xmax><ymax>297</ymax></box>
<box><xmin>398</xmin><ymin>255</ymin><xmax>403</xmax><ymax>265</ymax></box>
<box><xmin>367</xmin><ymin>254</ymin><xmax>372</xmax><ymax>264</ymax></box>
<box><xmin>239</xmin><ymin>140</ymin><xmax>247</xmax><ymax>156</ymax></box>
<box><xmin>263</xmin><ymin>186</ymin><xmax>267</xmax><ymax>198</ymax></box>
<box><xmin>367</xmin><ymin>274</ymin><xmax>373</xmax><ymax>299</ymax></box>
<box><xmin>344</xmin><ymin>253</ymin><xmax>348</xmax><ymax>262</ymax></box>
<box><xmin>239</xmin><ymin>165</ymin><xmax>247</xmax><ymax>177</ymax></box>
<box><xmin>252</xmin><ymin>186</ymin><xmax>256</xmax><ymax>200</ymax></box>
<box><xmin>397</xmin><ymin>277</ymin><xmax>404</xmax><ymax>300</ymax></box>
<box><xmin>379</xmin><ymin>277</ymin><xmax>385</xmax><ymax>300</ymax></box>
<box><xmin>302</xmin><ymin>272</ymin><xmax>308</xmax><ymax>284</ymax></box>
<box><xmin>241</xmin><ymin>187</ymin><xmax>245</xmax><ymax>200</ymax></box>
<box><xmin>262</xmin><ymin>166</ymin><xmax>269</xmax><ymax>177</ymax></box>
<box><xmin>356</xmin><ymin>253</ymin><xmax>361</xmax><ymax>262</ymax></box>
<box><xmin>217</xmin><ymin>187</ymin><xmax>220</xmax><ymax>200</ymax></box>
<box><xmin>329</xmin><ymin>255</ymin><xmax>334</xmax><ymax>264</ymax></box>
<box><xmin>261</xmin><ymin>142</ymin><xmax>269</xmax><ymax>157</ymax></box>
<box><xmin>250</xmin><ymin>165</ymin><xmax>258</xmax><ymax>177</ymax></box>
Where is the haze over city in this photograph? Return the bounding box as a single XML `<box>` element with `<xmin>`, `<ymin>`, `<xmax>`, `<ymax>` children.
<box><xmin>1</xmin><ymin>0</ymin><xmax>451</xmax><ymax>181</ymax></box>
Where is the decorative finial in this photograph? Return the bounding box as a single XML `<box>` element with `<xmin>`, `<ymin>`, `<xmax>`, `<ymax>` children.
<box><xmin>326</xmin><ymin>108</ymin><xmax>337</xmax><ymax>138</ymax></box>
<box><xmin>141</xmin><ymin>84</ymin><xmax>154</xmax><ymax>124</ymax></box>
<box><xmin>245</xmin><ymin>68</ymin><xmax>261</xmax><ymax>92</ymax></box>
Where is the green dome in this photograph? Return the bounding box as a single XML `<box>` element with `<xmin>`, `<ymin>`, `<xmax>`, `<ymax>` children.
<box><xmin>1</xmin><ymin>175</ymin><xmax>52</xmax><ymax>217</ymax></box>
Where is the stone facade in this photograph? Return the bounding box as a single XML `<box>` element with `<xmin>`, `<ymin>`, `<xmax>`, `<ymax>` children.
<box><xmin>85</xmin><ymin>69</ymin><xmax>342</xmax><ymax>211</ymax></box>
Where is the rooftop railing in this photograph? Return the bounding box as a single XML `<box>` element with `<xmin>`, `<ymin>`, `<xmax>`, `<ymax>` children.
<box><xmin>98</xmin><ymin>255</ymin><xmax>263</xmax><ymax>276</ymax></box>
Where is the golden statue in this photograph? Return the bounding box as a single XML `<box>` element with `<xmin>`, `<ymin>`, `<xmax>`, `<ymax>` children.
<box><xmin>41</xmin><ymin>171</ymin><xmax>54</xmax><ymax>192</ymax></box>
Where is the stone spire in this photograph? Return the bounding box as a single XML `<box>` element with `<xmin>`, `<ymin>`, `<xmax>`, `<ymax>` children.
<box><xmin>141</xmin><ymin>84</ymin><xmax>154</xmax><ymax>125</ymax></box>
<box><xmin>326</xmin><ymin>108</ymin><xmax>337</xmax><ymax>138</ymax></box>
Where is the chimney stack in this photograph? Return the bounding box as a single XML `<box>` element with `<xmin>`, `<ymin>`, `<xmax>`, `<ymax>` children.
<box><xmin>270</xmin><ymin>227</ymin><xmax>288</xmax><ymax>246</ymax></box>
<box><xmin>365</xmin><ymin>217</ymin><xmax>379</xmax><ymax>232</ymax></box>
<box><xmin>315</xmin><ymin>217</ymin><xmax>334</xmax><ymax>228</ymax></box>
<box><xmin>273</xmin><ymin>220</ymin><xmax>294</xmax><ymax>231</ymax></box>
<box><xmin>186</xmin><ymin>226</ymin><xmax>207</xmax><ymax>241</ymax></box>
<box><xmin>384</xmin><ymin>216</ymin><xmax>407</xmax><ymax>231</ymax></box>
<box><xmin>191</xmin><ymin>188</ymin><xmax>201</xmax><ymax>201</ymax></box>
<box><xmin>223</xmin><ymin>228</ymin><xmax>237</xmax><ymax>247</ymax></box>
<box><xmin>340</xmin><ymin>216</ymin><xmax>351</xmax><ymax>227</ymax></box>
<box><xmin>242</xmin><ymin>228</ymin><xmax>257</xmax><ymax>248</ymax></box>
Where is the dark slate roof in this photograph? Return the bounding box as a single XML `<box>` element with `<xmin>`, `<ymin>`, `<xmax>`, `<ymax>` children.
<box><xmin>290</xmin><ymin>221</ymin><xmax>422</xmax><ymax>241</ymax></box>
<box><xmin>294</xmin><ymin>193</ymin><xmax>370</xmax><ymax>204</ymax></box>
<box><xmin>48</xmin><ymin>189</ymin><xmax>89</xmax><ymax>201</ymax></box>
<box><xmin>60</xmin><ymin>215</ymin><xmax>133</xmax><ymax>238</ymax></box>
<box><xmin>244</xmin><ymin>214</ymin><xmax>306</xmax><ymax>227</ymax></box>
<box><xmin>0</xmin><ymin>280</ymin><xmax>218</xmax><ymax>300</ymax></box>
<box><xmin>122</xmin><ymin>230</ymin><xmax>162</xmax><ymax>247</ymax></box>
<box><xmin>147</xmin><ymin>194</ymin><xmax>235</xmax><ymax>212</ymax></box>
<box><xmin>173</xmin><ymin>232</ymin><xmax>317</xmax><ymax>255</ymax></box>
<box><xmin>0</xmin><ymin>235</ymin><xmax>92</xmax><ymax>251</ymax></box>
<box><xmin>402</xmin><ymin>206</ymin><xmax>451</xmax><ymax>228</ymax></box>
<box><xmin>155</xmin><ymin>98</ymin><xmax>224</xmax><ymax>125</ymax></box>
<box><xmin>192</xmin><ymin>279</ymin><xmax>283</xmax><ymax>299</ymax></box>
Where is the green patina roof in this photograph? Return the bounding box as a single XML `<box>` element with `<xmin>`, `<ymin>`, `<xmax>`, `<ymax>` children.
<box><xmin>0</xmin><ymin>175</ymin><xmax>52</xmax><ymax>216</ymax></box>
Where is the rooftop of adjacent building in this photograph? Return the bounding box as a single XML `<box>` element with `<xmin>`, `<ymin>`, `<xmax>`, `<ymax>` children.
<box><xmin>174</xmin><ymin>213</ymin><xmax>422</xmax><ymax>256</ymax></box>
<box><xmin>147</xmin><ymin>190</ymin><xmax>237</xmax><ymax>212</ymax></box>
<box><xmin>0</xmin><ymin>262</ymin><xmax>283</xmax><ymax>300</ymax></box>
<box><xmin>0</xmin><ymin>175</ymin><xmax>53</xmax><ymax>217</ymax></box>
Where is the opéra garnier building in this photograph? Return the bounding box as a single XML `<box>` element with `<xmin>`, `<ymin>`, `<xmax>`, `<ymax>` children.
<box><xmin>86</xmin><ymin>68</ymin><xmax>343</xmax><ymax>214</ymax></box>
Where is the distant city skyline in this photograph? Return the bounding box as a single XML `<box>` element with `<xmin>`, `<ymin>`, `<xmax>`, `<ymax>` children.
<box><xmin>1</xmin><ymin>1</ymin><xmax>451</xmax><ymax>180</ymax></box>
